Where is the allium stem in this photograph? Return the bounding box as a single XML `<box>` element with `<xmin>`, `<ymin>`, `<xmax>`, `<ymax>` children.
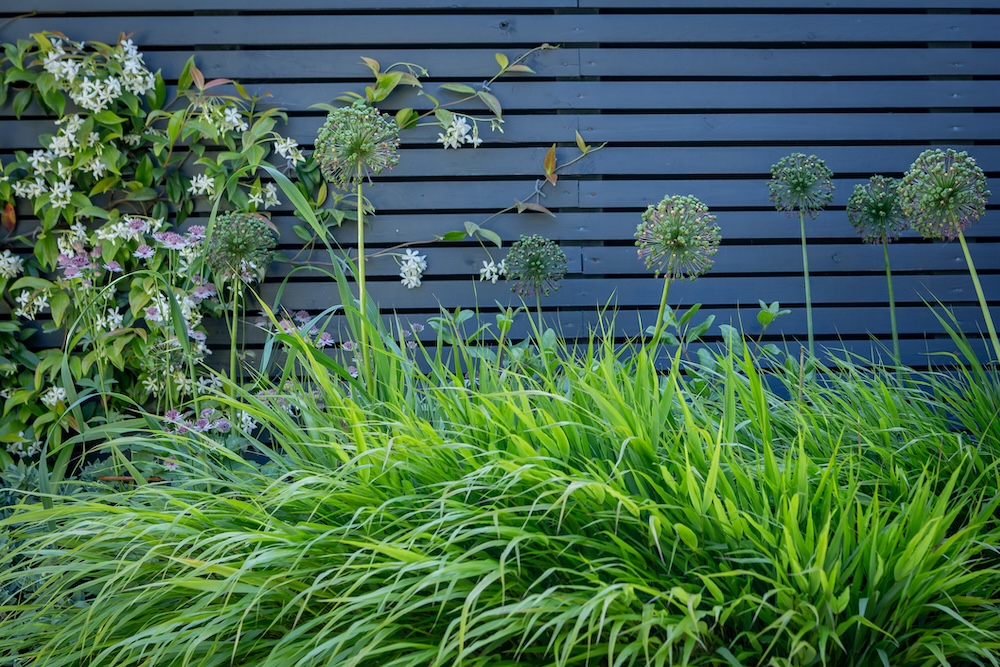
<box><xmin>356</xmin><ymin>182</ymin><xmax>369</xmax><ymax>375</ymax></box>
<box><xmin>229</xmin><ymin>289</ymin><xmax>239</xmax><ymax>398</ymax></box>
<box><xmin>958</xmin><ymin>230</ymin><xmax>1000</xmax><ymax>363</ymax></box>
<box><xmin>650</xmin><ymin>276</ymin><xmax>672</xmax><ymax>348</ymax></box>
<box><xmin>883</xmin><ymin>240</ymin><xmax>901</xmax><ymax>366</ymax></box>
<box><xmin>799</xmin><ymin>210</ymin><xmax>814</xmax><ymax>357</ymax></box>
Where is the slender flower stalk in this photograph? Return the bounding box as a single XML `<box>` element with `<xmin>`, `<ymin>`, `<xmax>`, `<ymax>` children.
<box><xmin>899</xmin><ymin>149</ymin><xmax>997</xmax><ymax>362</ymax></box>
<box><xmin>847</xmin><ymin>175</ymin><xmax>908</xmax><ymax>365</ymax></box>
<box><xmin>314</xmin><ymin>101</ymin><xmax>400</xmax><ymax>370</ymax></box>
<box><xmin>634</xmin><ymin>194</ymin><xmax>721</xmax><ymax>347</ymax></box>
<box><xmin>768</xmin><ymin>153</ymin><xmax>834</xmax><ymax>357</ymax></box>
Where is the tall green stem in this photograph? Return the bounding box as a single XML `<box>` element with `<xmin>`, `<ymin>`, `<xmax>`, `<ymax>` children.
<box><xmin>883</xmin><ymin>240</ymin><xmax>900</xmax><ymax>366</ymax></box>
<box><xmin>535</xmin><ymin>292</ymin><xmax>544</xmax><ymax>335</ymax></box>
<box><xmin>649</xmin><ymin>276</ymin><xmax>672</xmax><ymax>348</ymax></box>
<box><xmin>799</xmin><ymin>210</ymin><xmax>814</xmax><ymax>357</ymax></box>
<box><xmin>356</xmin><ymin>183</ymin><xmax>370</xmax><ymax>378</ymax></box>
<box><xmin>958</xmin><ymin>230</ymin><xmax>1000</xmax><ymax>363</ymax></box>
<box><xmin>229</xmin><ymin>289</ymin><xmax>240</xmax><ymax>398</ymax></box>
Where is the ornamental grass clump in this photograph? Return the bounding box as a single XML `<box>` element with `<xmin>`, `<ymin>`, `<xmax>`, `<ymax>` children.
<box><xmin>314</xmin><ymin>100</ymin><xmax>400</xmax><ymax>363</ymax></box>
<box><xmin>847</xmin><ymin>175</ymin><xmax>909</xmax><ymax>364</ymax></box>
<box><xmin>899</xmin><ymin>148</ymin><xmax>998</xmax><ymax>363</ymax></box>
<box><xmin>505</xmin><ymin>233</ymin><xmax>567</xmax><ymax>327</ymax></box>
<box><xmin>635</xmin><ymin>194</ymin><xmax>721</xmax><ymax>346</ymax></box>
<box><xmin>768</xmin><ymin>153</ymin><xmax>834</xmax><ymax>357</ymax></box>
<box><xmin>3</xmin><ymin>320</ymin><xmax>1000</xmax><ymax>667</ymax></box>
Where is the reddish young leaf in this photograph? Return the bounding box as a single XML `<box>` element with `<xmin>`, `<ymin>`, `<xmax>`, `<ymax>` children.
<box><xmin>543</xmin><ymin>144</ymin><xmax>557</xmax><ymax>186</ymax></box>
<box><xmin>520</xmin><ymin>201</ymin><xmax>555</xmax><ymax>217</ymax></box>
<box><xmin>190</xmin><ymin>64</ymin><xmax>205</xmax><ymax>90</ymax></box>
<box><xmin>1</xmin><ymin>202</ymin><xmax>14</xmax><ymax>232</ymax></box>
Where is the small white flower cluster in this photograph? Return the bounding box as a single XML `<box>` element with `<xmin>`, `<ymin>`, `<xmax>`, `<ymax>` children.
<box><xmin>436</xmin><ymin>115</ymin><xmax>483</xmax><ymax>149</ymax></box>
<box><xmin>187</xmin><ymin>173</ymin><xmax>215</xmax><ymax>197</ymax></box>
<box><xmin>42</xmin><ymin>37</ymin><xmax>155</xmax><ymax>113</ymax></box>
<box><xmin>0</xmin><ymin>249</ymin><xmax>24</xmax><ymax>280</ymax></box>
<box><xmin>190</xmin><ymin>99</ymin><xmax>249</xmax><ymax>138</ymax></box>
<box><xmin>273</xmin><ymin>136</ymin><xmax>305</xmax><ymax>166</ymax></box>
<box><xmin>40</xmin><ymin>386</ymin><xmax>68</xmax><ymax>409</ymax></box>
<box><xmin>478</xmin><ymin>259</ymin><xmax>507</xmax><ymax>284</ymax></box>
<box><xmin>248</xmin><ymin>182</ymin><xmax>280</xmax><ymax>210</ymax></box>
<box><xmin>6</xmin><ymin>433</ymin><xmax>42</xmax><ymax>459</ymax></box>
<box><xmin>14</xmin><ymin>289</ymin><xmax>49</xmax><ymax>320</ymax></box>
<box><xmin>399</xmin><ymin>249</ymin><xmax>428</xmax><ymax>289</ymax></box>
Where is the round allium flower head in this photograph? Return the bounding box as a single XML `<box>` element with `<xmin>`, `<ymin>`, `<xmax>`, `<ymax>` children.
<box><xmin>205</xmin><ymin>212</ymin><xmax>276</xmax><ymax>285</ymax></box>
<box><xmin>635</xmin><ymin>194</ymin><xmax>721</xmax><ymax>281</ymax></box>
<box><xmin>768</xmin><ymin>153</ymin><xmax>835</xmax><ymax>218</ymax></box>
<box><xmin>314</xmin><ymin>100</ymin><xmax>400</xmax><ymax>190</ymax></box>
<box><xmin>847</xmin><ymin>175</ymin><xmax>909</xmax><ymax>244</ymax></box>
<box><xmin>505</xmin><ymin>234</ymin><xmax>568</xmax><ymax>298</ymax></box>
<box><xmin>899</xmin><ymin>148</ymin><xmax>990</xmax><ymax>240</ymax></box>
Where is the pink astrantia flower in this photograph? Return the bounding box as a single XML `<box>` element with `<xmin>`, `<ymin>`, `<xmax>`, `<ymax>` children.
<box><xmin>134</xmin><ymin>244</ymin><xmax>155</xmax><ymax>259</ymax></box>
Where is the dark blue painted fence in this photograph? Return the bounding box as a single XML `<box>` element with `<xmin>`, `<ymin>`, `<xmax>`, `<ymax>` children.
<box><xmin>1</xmin><ymin>2</ymin><xmax>997</xmax><ymax>366</ymax></box>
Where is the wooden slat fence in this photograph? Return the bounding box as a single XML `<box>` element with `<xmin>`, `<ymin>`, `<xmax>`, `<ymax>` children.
<box><xmin>1</xmin><ymin>2</ymin><xmax>998</xmax><ymax>367</ymax></box>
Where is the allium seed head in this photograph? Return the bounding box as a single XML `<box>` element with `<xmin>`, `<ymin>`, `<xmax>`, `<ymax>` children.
<box><xmin>847</xmin><ymin>175</ymin><xmax>909</xmax><ymax>244</ymax></box>
<box><xmin>314</xmin><ymin>100</ymin><xmax>400</xmax><ymax>190</ymax></box>
<box><xmin>768</xmin><ymin>153</ymin><xmax>835</xmax><ymax>218</ymax></box>
<box><xmin>205</xmin><ymin>212</ymin><xmax>276</xmax><ymax>285</ymax></box>
<box><xmin>635</xmin><ymin>194</ymin><xmax>721</xmax><ymax>281</ymax></box>
<box><xmin>505</xmin><ymin>234</ymin><xmax>568</xmax><ymax>298</ymax></box>
<box><xmin>899</xmin><ymin>148</ymin><xmax>990</xmax><ymax>241</ymax></box>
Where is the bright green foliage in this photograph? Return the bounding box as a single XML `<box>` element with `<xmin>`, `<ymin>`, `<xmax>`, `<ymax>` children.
<box><xmin>2</xmin><ymin>310</ymin><xmax>1000</xmax><ymax>666</ymax></box>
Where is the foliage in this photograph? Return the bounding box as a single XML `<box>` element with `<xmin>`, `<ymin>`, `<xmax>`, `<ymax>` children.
<box><xmin>2</xmin><ymin>296</ymin><xmax>1000</xmax><ymax>666</ymax></box>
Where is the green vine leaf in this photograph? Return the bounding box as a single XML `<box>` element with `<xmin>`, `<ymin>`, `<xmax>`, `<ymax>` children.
<box><xmin>440</xmin><ymin>83</ymin><xmax>477</xmax><ymax>95</ymax></box>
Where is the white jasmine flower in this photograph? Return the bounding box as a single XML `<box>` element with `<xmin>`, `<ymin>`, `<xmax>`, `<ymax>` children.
<box><xmin>0</xmin><ymin>249</ymin><xmax>24</xmax><ymax>280</ymax></box>
<box><xmin>398</xmin><ymin>249</ymin><xmax>427</xmax><ymax>289</ymax></box>
<box><xmin>187</xmin><ymin>173</ymin><xmax>215</xmax><ymax>197</ymax></box>
<box><xmin>223</xmin><ymin>106</ymin><xmax>249</xmax><ymax>133</ymax></box>
<box><xmin>478</xmin><ymin>258</ymin><xmax>507</xmax><ymax>284</ymax></box>
<box><xmin>263</xmin><ymin>182</ymin><xmax>280</xmax><ymax>209</ymax></box>
<box><xmin>436</xmin><ymin>115</ymin><xmax>482</xmax><ymax>149</ymax></box>
<box><xmin>41</xmin><ymin>386</ymin><xmax>68</xmax><ymax>408</ymax></box>
<box><xmin>273</xmin><ymin>136</ymin><xmax>305</xmax><ymax>166</ymax></box>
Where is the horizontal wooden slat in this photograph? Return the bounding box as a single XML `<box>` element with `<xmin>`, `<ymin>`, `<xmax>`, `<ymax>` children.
<box><xmin>580</xmin><ymin>1</ymin><xmax>997</xmax><ymax>7</ymax></box>
<box><xmin>261</xmin><ymin>273</ymin><xmax>1000</xmax><ymax>310</ymax></box>
<box><xmin>114</xmin><ymin>46</ymin><xmax>1000</xmax><ymax>80</ymax></box>
<box><xmin>4</xmin><ymin>1</ymin><xmax>994</xmax><ymax>11</ymax></box>
<box><xmin>581</xmin><ymin>48</ymin><xmax>1000</xmax><ymax>77</ymax></box>
<box><xmin>197</xmin><ymin>305</ymin><xmax>993</xmax><ymax>343</ymax></box>
<box><xmin>5</xmin><ymin>14</ymin><xmax>998</xmax><ymax>46</ymax></box>
<box><xmin>581</xmin><ymin>243</ymin><xmax>974</xmax><ymax>276</ymax></box>
<box><xmin>6</xmin><ymin>113</ymin><xmax>999</xmax><ymax>148</ymax></box>
<box><xmin>578</xmin><ymin>178</ymin><xmax>1000</xmax><ymax>210</ymax></box>
<box><xmin>172</xmin><ymin>80</ymin><xmax>997</xmax><ymax>112</ymax></box>
<box><xmin>268</xmin><ymin>243</ymin><xmax>976</xmax><ymax>279</ymax></box>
